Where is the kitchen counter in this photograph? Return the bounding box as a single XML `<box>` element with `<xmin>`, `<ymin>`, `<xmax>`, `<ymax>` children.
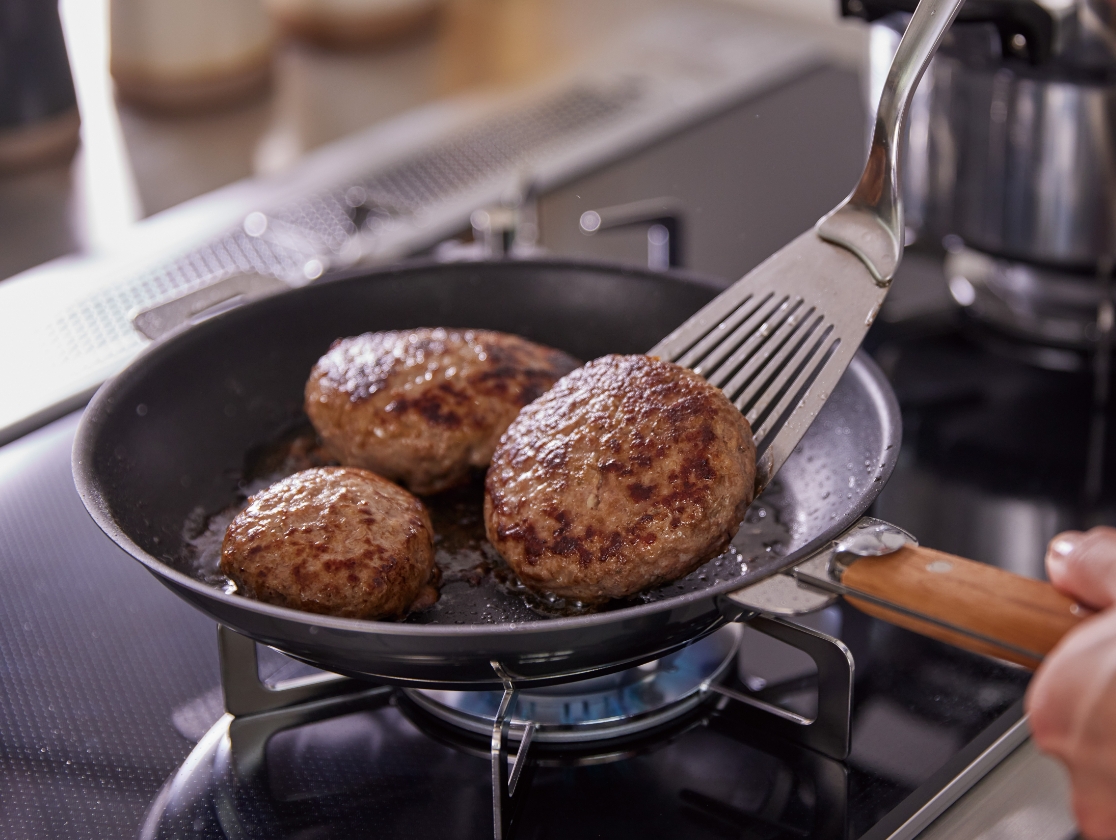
<box><xmin>915</xmin><ymin>739</ymin><xmax>1078</xmax><ymax>840</ymax></box>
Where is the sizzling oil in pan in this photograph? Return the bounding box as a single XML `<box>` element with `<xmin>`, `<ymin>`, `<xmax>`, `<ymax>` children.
<box><xmin>180</xmin><ymin>421</ymin><xmax>791</xmax><ymax>624</ymax></box>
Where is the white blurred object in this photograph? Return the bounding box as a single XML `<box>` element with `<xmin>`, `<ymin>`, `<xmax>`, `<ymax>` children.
<box><xmin>60</xmin><ymin>0</ymin><xmax>143</xmax><ymax>250</ymax></box>
<box><xmin>264</xmin><ymin>0</ymin><xmax>440</xmax><ymax>48</ymax></box>
<box><xmin>110</xmin><ymin>0</ymin><xmax>274</xmax><ymax>112</ymax></box>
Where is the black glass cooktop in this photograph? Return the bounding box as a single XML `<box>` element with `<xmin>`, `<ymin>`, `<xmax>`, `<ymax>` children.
<box><xmin>0</xmin><ymin>409</ymin><xmax>1030</xmax><ymax>840</ymax></box>
<box><xmin>867</xmin><ymin>308</ymin><xmax>1116</xmax><ymax>579</ymax></box>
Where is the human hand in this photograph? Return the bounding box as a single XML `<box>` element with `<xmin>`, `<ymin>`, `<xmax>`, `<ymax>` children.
<box><xmin>1026</xmin><ymin>527</ymin><xmax>1116</xmax><ymax>840</ymax></box>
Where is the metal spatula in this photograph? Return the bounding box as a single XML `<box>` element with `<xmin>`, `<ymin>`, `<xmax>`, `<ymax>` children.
<box><xmin>649</xmin><ymin>0</ymin><xmax>965</xmax><ymax>494</ymax></box>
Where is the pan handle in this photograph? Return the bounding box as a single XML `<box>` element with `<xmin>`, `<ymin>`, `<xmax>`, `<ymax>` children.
<box><xmin>793</xmin><ymin>521</ymin><xmax>1091</xmax><ymax>669</ymax></box>
<box><xmin>131</xmin><ymin>273</ymin><xmax>289</xmax><ymax>341</ymax></box>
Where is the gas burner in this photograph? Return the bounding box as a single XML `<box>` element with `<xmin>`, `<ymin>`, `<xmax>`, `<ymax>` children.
<box><xmin>405</xmin><ymin>626</ymin><xmax>740</xmax><ymax>745</ymax></box>
<box><xmin>137</xmin><ymin>611</ymin><xmax>1034</xmax><ymax>840</ymax></box>
<box><xmin>945</xmin><ymin>246</ymin><xmax>1110</xmax><ymax>358</ymax></box>
<box><xmin>185</xmin><ymin>618</ymin><xmax>859</xmax><ymax>840</ymax></box>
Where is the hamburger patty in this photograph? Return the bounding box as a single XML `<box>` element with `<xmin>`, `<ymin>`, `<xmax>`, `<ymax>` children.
<box><xmin>305</xmin><ymin>328</ymin><xmax>579</xmax><ymax>495</ymax></box>
<box><xmin>484</xmin><ymin>354</ymin><xmax>756</xmax><ymax>604</ymax></box>
<box><xmin>220</xmin><ymin>466</ymin><xmax>436</xmax><ymax>619</ymax></box>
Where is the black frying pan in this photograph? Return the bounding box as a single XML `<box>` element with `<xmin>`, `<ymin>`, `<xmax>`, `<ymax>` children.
<box><xmin>73</xmin><ymin>259</ymin><xmax>900</xmax><ymax>688</ymax></box>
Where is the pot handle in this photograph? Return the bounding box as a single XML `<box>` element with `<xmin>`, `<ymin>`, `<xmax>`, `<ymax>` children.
<box><xmin>798</xmin><ymin>539</ymin><xmax>1091</xmax><ymax>669</ymax></box>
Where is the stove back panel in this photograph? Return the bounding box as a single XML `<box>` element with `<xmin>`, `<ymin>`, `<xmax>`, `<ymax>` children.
<box><xmin>539</xmin><ymin>67</ymin><xmax>866</xmax><ymax>282</ymax></box>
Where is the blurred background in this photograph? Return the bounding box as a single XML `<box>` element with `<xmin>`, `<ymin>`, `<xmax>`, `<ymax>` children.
<box><xmin>0</xmin><ymin>0</ymin><xmax>862</xmax><ymax>282</ymax></box>
<box><xmin>0</xmin><ymin>0</ymin><xmax>873</xmax><ymax>447</ymax></box>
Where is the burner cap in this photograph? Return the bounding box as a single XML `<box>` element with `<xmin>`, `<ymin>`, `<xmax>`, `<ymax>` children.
<box><xmin>404</xmin><ymin>625</ymin><xmax>740</xmax><ymax>743</ymax></box>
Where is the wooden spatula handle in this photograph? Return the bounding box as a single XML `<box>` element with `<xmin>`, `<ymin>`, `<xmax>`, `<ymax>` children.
<box><xmin>841</xmin><ymin>545</ymin><xmax>1089</xmax><ymax>669</ymax></box>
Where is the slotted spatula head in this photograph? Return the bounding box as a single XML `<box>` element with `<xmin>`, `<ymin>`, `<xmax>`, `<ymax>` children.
<box><xmin>650</xmin><ymin>0</ymin><xmax>965</xmax><ymax>497</ymax></box>
<box><xmin>649</xmin><ymin>232</ymin><xmax>888</xmax><ymax>494</ymax></box>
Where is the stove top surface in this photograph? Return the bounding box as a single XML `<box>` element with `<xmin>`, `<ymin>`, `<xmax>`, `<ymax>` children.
<box><xmin>0</xmin><ymin>409</ymin><xmax>1030</xmax><ymax>840</ymax></box>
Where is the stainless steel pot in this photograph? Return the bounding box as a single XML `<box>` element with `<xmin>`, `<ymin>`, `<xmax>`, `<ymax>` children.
<box><xmin>862</xmin><ymin>1</ymin><xmax>1116</xmax><ymax>270</ymax></box>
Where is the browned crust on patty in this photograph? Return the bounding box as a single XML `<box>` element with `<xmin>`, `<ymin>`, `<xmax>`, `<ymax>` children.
<box><xmin>220</xmin><ymin>466</ymin><xmax>435</xmax><ymax>619</ymax></box>
<box><xmin>484</xmin><ymin>354</ymin><xmax>756</xmax><ymax>604</ymax></box>
<box><xmin>304</xmin><ymin>328</ymin><xmax>579</xmax><ymax>494</ymax></box>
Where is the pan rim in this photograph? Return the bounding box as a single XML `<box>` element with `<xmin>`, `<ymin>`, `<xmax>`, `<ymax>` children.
<box><xmin>72</xmin><ymin>259</ymin><xmax>901</xmax><ymax>638</ymax></box>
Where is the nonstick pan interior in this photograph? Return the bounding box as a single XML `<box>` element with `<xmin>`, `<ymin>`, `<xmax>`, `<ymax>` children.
<box><xmin>74</xmin><ymin>260</ymin><xmax>900</xmax><ymax>686</ymax></box>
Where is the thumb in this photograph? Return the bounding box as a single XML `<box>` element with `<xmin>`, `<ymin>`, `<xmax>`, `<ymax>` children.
<box><xmin>1046</xmin><ymin>527</ymin><xmax>1116</xmax><ymax>611</ymax></box>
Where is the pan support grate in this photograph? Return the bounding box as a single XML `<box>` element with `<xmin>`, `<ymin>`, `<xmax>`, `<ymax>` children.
<box><xmin>210</xmin><ymin>617</ymin><xmax>855</xmax><ymax>840</ymax></box>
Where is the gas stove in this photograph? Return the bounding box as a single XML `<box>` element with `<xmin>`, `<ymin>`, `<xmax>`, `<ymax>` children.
<box><xmin>0</xmin><ymin>409</ymin><xmax>1030</xmax><ymax>840</ymax></box>
<box><xmin>0</xmin><ymin>45</ymin><xmax>1087</xmax><ymax>840</ymax></box>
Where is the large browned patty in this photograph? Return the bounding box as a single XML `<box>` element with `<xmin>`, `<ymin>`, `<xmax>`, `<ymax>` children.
<box><xmin>484</xmin><ymin>354</ymin><xmax>756</xmax><ymax>604</ymax></box>
<box><xmin>220</xmin><ymin>466</ymin><xmax>436</xmax><ymax>619</ymax></box>
<box><xmin>305</xmin><ymin>328</ymin><xmax>579</xmax><ymax>495</ymax></box>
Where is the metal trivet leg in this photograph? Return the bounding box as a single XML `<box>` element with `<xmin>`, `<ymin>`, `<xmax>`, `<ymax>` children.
<box><xmin>217</xmin><ymin>624</ymin><xmax>355</xmax><ymax>716</ymax></box>
<box><xmin>709</xmin><ymin>614</ymin><xmax>854</xmax><ymax>760</ymax></box>
<box><xmin>490</xmin><ymin>662</ymin><xmax>536</xmax><ymax>840</ymax></box>
<box><xmin>215</xmin><ymin>626</ymin><xmax>390</xmax><ymax>783</ymax></box>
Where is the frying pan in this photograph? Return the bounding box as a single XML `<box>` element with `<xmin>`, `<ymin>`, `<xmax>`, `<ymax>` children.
<box><xmin>74</xmin><ymin>259</ymin><xmax>899</xmax><ymax>689</ymax></box>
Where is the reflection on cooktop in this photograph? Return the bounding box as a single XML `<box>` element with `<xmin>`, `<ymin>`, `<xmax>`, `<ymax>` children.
<box><xmin>869</xmin><ymin>316</ymin><xmax>1116</xmax><ymax>579</ymax></box>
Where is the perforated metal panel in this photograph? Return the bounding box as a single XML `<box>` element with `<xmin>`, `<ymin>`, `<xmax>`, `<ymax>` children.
<box><xmin>43</xmin><ymin>85</ymin><xmax>640</xmax><ymax>372</ymax></box>
<box><xmin>351</xmin><ymin>84</ymin><xmax>638</xmax><ymax>213</ymax></box>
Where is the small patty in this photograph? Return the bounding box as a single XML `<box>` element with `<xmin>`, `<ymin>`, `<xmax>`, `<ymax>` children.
<box><xmin>484</xmin><ymin>354</ymin><xmax>756</xmax><ymax>604</ymax></box>
<box><xmin>305</xmin><ymin>328</ymin><xmax>579</xmax><ymax>495</ymax></box>
<box><xmin>220</xmin><ymin>466</ymin><xmax>436</xmax><ymax>619</ymax></box>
